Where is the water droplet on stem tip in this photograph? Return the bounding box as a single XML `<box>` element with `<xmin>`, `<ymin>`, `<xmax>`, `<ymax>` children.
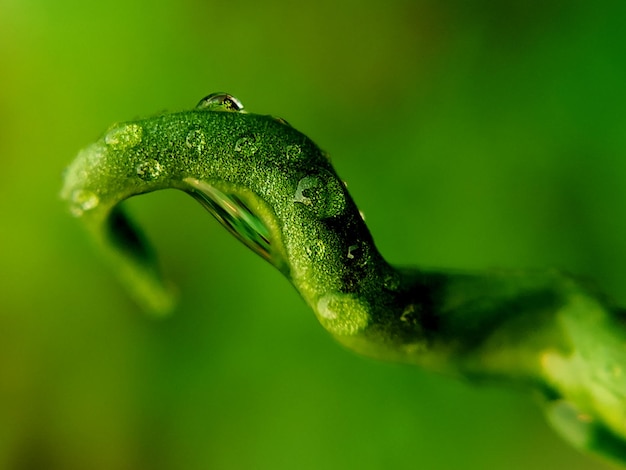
<box><xmin>196</xmin><ymin>92</ymin><xmax>244</xmax><ymax>112</ymax></box>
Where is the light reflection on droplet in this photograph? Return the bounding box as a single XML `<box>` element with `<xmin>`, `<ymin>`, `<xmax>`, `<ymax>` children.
<box><xmin>183</xmin><ymin>177</ymin><xmax>273</xmax><ymax>264</ymax></box>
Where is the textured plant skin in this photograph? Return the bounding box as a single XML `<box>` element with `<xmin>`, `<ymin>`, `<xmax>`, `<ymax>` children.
<box><xmin>62</xmin><ymin>94</ymin><xmax>626</xmax><ymax>465</ymax></box>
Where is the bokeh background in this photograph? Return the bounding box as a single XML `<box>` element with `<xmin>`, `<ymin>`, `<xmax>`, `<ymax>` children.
<box><xmin>2</xmin><ymin>1</ymin><xmax>626</xmax><ymax>469</ymax></box>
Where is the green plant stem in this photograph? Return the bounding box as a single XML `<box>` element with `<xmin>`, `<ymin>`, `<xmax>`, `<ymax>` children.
<box><xmin>61</xmin><ymin>95</ymin><xmax>626</xmax><ymax>466</ymax></box>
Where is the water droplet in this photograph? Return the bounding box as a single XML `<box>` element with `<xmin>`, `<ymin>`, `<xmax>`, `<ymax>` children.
<box><xmin>293</xmin><ymin>176</ymin><xmax>316</xmax><ymax>206</ymax></box>
<box><xmin>318</xmin><ymin>298</ymin><xmax>338</xmax><ymax>320</ymax></box>
<box><xmin>185</xmin><ymin>129</ymin><xmax>207</xmax><ymax>153</ymax></box>
<box><xmin>105</xmin><ymin>124</ymin><xmax>143</xmax><ymax>149</ymax></box>
<box><xmin>293</xmin><ymin>172</ymin><xmax>346</xmax><ymax>219</ymax></box>
<box><xmin>136</xmin><ymin>159</ymin><xmax>163</xmax><ymax>181</ymax></box>
<box><xmin>316</xmin><ymin>293</ymin><xmax>369</xmax><ymax>335</ymax></box>
<box><xmin>196</xmin><ymin>92</ymin><xmax>244</xmax><ymax>112</ymax></box>
<box><xmin>235</xmin><ymin>135</ymin><xmax>258</xmax><ymax>156</ymax></box>
<box><xmin>359</xmin><ymin>210</ymin><xmax>366</xmax><ymax>221</ymax></box>
<box><xmin>285</xmin><ymin>144</ymin><xmax>301</xmax><ymax>160</ymax></box>
<box><xmin>70</xmin><ymin>189</ymin><xmax>99</xmax><ymax>217</ymax></box>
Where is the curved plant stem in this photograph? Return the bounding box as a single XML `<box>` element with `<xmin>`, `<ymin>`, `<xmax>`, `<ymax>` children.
<box><xmin>62</xmin><ymin>93</ymin><xmax>626</xmax><ymax>466</ymax></box>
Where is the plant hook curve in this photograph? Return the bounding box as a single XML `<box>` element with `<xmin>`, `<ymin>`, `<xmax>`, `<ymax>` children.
<box><xmin>62</xmin><ymin>93</ymin><xmax>626</xmax><ymax>466</ymax></box>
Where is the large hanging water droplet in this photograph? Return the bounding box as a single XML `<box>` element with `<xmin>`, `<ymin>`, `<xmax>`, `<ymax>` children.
<box><xmin>70</xmin><ymin>189</ymin><xmax>99</xmax><ymax>217</ymax></box>
<box><xmin>183</xmin><ymin>178</ymin><xmax>273</xmax><ymax>264</ymax></box>
<box><xmin>196</xmin><ymin>92</ymin><xmax>244</xmax><ymax>112</ymax></box>
<box><xmin>105</xmin><ymin>124</ymin><xmax>143</xmax><ymax>149</ymax></box>
<box><xmin>235</xmin><ymin>135</ymin><xmax>258</xmax><ymax>156</ymax></box>
<box><xmin>136</xmin><ymin>159</ymin><xmax>163</xmax><ymax>181</ymax></box>
<box><xmin>293</xmin><ymin>172</ymin><xmax>346</xmax><ymax>219</ymax></box>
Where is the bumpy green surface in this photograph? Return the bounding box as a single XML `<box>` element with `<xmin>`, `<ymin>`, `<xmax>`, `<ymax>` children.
<box><xmin>61</xmin><ymin>94</ymin><xmax>626</xmax><ymax>466</ymax></box>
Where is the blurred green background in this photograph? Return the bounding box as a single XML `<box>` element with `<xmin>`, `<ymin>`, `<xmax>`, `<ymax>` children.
<box><xmin>1</xmin><ymin>1</ymin><xmax>625</xmax><ymax>469</ymax></box>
